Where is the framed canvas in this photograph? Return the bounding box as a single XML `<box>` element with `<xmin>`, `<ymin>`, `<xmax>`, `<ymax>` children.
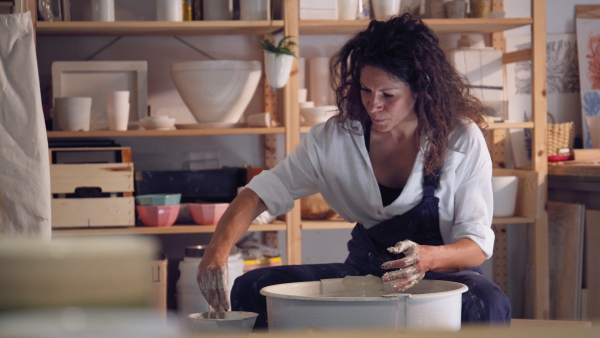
<box><xmin>52</xmin><ymin>61</ymin><xmax>148</xmax><ymax>131</ymax></box>
<box><xmin>577</xmin><ymin>16</ymin><xmax>600</xmax><ymax>148</ymax></box>
<box><xmin>506</xmin><ymin>34</ymin><xmax>580</xmax><ymax>167</ymax></box>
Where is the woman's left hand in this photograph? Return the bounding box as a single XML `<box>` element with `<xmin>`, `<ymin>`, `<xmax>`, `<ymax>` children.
<box><xmin>381</xmin><ymin>240</ymin><xmax>428</xmax><ymax>292</ymax></box>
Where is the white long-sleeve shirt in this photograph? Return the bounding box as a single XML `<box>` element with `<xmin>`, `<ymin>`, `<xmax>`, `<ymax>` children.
<box><xmin>246</xmin><ymin>118</ymin><xmax>495</xmax><ymax>258</ymax></box>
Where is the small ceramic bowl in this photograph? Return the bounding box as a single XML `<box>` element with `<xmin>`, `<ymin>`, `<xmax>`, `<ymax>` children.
<box><xmin>140</xmin><ymin>116</ymin><xmax>176</xmax><ymax>130</ymax></box>
<box><xmin>188</xmin><ymin>203</ymin><xmax>229</xmax><ymax>225</ymax></box>
<box><xmin>187</xmin><ymin>311</ymin><xmax>258</xmax><ymax>334</ymax></box>
<box><xmin>135</xmin><ymin>193</ymin><xmax>181</xmax><ymax>206</ymax></box>
<box><xmin>136</xmin><ymin>205</ymin><xmax>180</xmax><ymax>227</ymax></box>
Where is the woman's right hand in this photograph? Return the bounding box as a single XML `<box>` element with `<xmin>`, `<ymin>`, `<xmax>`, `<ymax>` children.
<box><xmin>197</xmin><ymin>248</ymin><xmax>230</xmax><ymax>312</ymax></box>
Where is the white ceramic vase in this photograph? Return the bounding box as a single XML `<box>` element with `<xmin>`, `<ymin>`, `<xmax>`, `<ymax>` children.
<box><xmin>264</xmin><ymin>52</ymin><xmax>295</xmax><ymax>89</ymax></box>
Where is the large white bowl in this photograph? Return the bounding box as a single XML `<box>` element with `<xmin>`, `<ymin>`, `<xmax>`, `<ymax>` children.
<box><xmin>171</xmin><ymin>60</ymin><xmax>262</xmax><ymax>124</ymax></box>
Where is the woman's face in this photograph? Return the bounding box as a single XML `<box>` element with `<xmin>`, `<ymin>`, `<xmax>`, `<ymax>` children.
<box><xmin>359</xmin><ymin>65</ymin><xmax>418</xmax><ymax>133</ymax></box>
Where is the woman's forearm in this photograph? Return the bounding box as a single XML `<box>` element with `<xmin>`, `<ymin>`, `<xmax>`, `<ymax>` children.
<box><xmin>423</xmin><ymin>238</ymin><xmax>487</xmax><ymax>273</ymax></box>
<box><xmin>204</xmin><ymin>188</ymin><xmax>268</xmax><ymax>257</ymax></box>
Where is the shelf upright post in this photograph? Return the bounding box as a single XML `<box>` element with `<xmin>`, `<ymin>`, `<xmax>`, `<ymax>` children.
<box><xmin>530</xmin><ymin>0</ymin><xmax>550</xmax><ymax>320</ymax></box>
<box><xmin>282</xmin><ymin>0</ymin><xmax>302</xmax><ymax>265</ymax></box>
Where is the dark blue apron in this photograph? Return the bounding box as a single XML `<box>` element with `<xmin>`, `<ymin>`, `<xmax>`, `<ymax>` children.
<box><xmin>344</xmin><ymin>171</ymin><xmax>446</xmax><ymax>277</ymax></box>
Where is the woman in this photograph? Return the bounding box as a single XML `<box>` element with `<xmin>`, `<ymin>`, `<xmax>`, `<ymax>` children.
<box><xmin>197</xmin><ymin>13</ymin><xmax>510</xmax><ymax>328</ymax></box>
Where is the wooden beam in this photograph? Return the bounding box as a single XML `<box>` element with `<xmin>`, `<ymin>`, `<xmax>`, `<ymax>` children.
<box><xmin>283</xmin><ymin>0</ymin><xmax>302</xmax><ymax>265</ymax></box>
<box><xmin>530</xmin><ymin>0</ymin><xmax>550</xmax><ymax>320</ymax></box>
<box><xmin>503</xmin><ymin>48</ymin><xmax>532</xmax><ymax>64</ymax></box>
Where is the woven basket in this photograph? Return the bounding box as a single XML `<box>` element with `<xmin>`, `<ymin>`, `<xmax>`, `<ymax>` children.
<box><xmin>547</xmin><ymin>112</ymin><xmax>574</xmax><ymax>156</ymax></box>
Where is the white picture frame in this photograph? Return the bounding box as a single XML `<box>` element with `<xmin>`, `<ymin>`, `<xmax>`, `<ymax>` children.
<box><xmin>52</xmin><ymin>61</ymin><xmax>148</xmax><ymax>131</ymax></box>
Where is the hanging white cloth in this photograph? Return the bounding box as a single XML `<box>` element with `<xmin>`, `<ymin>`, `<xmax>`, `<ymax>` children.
<box><xmin>0</xmin><ymin>11</ymin><xmax>51</xmax><ymax>240</ymax></box>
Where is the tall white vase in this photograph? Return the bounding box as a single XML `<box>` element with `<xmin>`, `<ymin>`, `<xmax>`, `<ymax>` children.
<box><xmin>264</xmin><ymin>52</ymin><xmax>295</xmax><ymax>89</ymax></box>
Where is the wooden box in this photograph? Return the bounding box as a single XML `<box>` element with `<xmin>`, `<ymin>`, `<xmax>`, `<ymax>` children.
<box><xmin>50</xmin><ymin>147</ymin><xmax>135</xmax><ymax>228</ymax></box>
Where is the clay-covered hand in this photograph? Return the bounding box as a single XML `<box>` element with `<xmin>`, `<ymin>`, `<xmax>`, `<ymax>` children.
<box><xmin>197</xmin><ymin>253</ymin><xmax>230</xmax><ymax>312</ymax></box>
<box><xmin>380</xmin><ymin>240</ymin><xmax>426</xmax><ymax>292</ymax></box>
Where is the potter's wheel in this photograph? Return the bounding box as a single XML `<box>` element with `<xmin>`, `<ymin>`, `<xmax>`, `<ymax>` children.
<box><xmin>260</xmin><ymin>278</ymin><xmax>468</xmax><ymax>331</ymax></box>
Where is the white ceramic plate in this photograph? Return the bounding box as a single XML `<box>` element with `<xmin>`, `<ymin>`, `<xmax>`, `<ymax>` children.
<box><xmin>175</xmin><ymin>122</ymin><xmax>247</xmax><ymax>129</ymax></box>
<box><xmin>52</xmin><ymin>61</ymin><xmax>148</xmax><ymax>131</ymax></box>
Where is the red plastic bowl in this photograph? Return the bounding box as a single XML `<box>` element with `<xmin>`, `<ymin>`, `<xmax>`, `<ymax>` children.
<box><xmin>136</xmin><ymin>205</ymin><xmax>180</xmax><ymax>227</ymax></box>
<box><xmin>188</xmin><ymin>203</ymin><xmax>229</xmax><ymax>225</ymax></box>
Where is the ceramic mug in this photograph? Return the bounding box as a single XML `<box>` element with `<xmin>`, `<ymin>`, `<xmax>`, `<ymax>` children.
<box><xmin>445</xmin><ymin>0</ymin><xmax>466</xmax><ymax>18</ymax></box>
<box><xmin>337</xmin><ymin>0</ymin><xmax>359</xmax><ymax>20</ymax></box>
<box><xmin>240</xmin><ymin>0</ymin><xmax>270</xmax><ymax>20</ymax></box>
<box><xmin>156</xmin><ymin>0</ymin><xmax>183</xmax><ymax>21</ymax></box>
<box><xmin>106</xmin><ymin>91</ymin><xmax>130</xmax><ymax>131</ymax></box>
<box><xmin>429</xmin><ymin>0</ymin><xmax>446</xmax><ymax>18</ymax></box>
<box><xmin>470</xmin><ymin>0</ymin><xmax>491</xmax><ymax>18</ymax></box>
<box><xmin>203</xmin><ymin>0</ymin><xmax>233</xmax><ymax>20</ymax></box>
<box><xmin>371</xmin><ymin>0</ymin><xmax>401</xmax><ymax>20</ymax></box>
<box><xmin>54</xmin><ymin>97</ymin><xmax>92</xmax><ymax>131</ymax></box>
<box><xmin>91</xmin><ymin>0</ymin><xmax>115</xmax><ymax>22</ymax></box>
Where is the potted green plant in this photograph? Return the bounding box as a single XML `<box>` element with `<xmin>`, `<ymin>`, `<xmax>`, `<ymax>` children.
<box><xmin>259</xmin><ymin>35</ymin><xmax>297</xmax><ymax>89</ymax></box>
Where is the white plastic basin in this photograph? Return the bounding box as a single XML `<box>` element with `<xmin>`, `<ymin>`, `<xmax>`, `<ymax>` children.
<box><xmin>171</xmin><ymin>60</ymin><xmax>261</xmax><ymax>124</ymax></box>
<box><xmin>260</xmin><ymin>278</ymin><xmax>468</xmax><ymax>332</ymax></box>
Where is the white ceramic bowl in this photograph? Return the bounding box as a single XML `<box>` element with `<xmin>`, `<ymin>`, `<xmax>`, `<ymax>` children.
<box><xmin>171</xmin><ymin>60</ymin><xmax>262</xmax><ymax>124</ymax></box>
<box><xmin>140</xmin><ymin>116</ymin><xmax>176</xmax><ymax>130</ymax></box>
<box><xmin>300</xmin><ymin>105</ymin><xmax>338</xmax><ymax>126</ymax></box>
<box><xmin>187</xmin><ymin>311</ymin><xmax>258</xmax><ymax>334</ymax></box>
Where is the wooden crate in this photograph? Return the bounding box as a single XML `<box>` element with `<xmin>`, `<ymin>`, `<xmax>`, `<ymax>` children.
<box><xmin>50</xmin><ymin>147</ymin><xmax>135</xmax><ymax>228</ymax></box>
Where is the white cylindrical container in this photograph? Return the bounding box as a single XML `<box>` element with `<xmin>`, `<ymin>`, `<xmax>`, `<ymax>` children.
<box><xmin>337</xmin><ymin>0</ymin><xmax>359</xmax><ymax>20</ymax></box>
<box><xmin>492</xmin><ymin>176</ymin><xmax>519</xmax><ymax>217</ymax></box>
<box><xmin>240</xmin><ymin>0</ymin><xmax>270</xmax><ymax>20</ymax></box>
<box><xmin>91</xmin><ymin>0</ymin><xmax>115</xmax><ymax>22</ymax></box>
<box><xmin>308</xmin><ymin>57</ymin><xmax>335</xmax><ymax>107</ymax></box>
<box><xmin>177</xmin><ymin>245</ymin><xmax>245</xmax><ymax>316</ymax></box>
<box><xmin>371</xmin><ymin>0</ymin><xmax>401</xmax><ymax>20</ymax></box>
<box><xmin>203</xmin><ymin>0</ymin><xmax>233</xmax><ymax>20</ymax></box>
<box><xmin>157</xmin><ymin>0</ymin><xmax>183</xmax><ymax>21</ymax></box>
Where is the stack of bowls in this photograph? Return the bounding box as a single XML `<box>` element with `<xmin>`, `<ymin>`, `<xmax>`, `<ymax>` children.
<box><xmin>135</xmin><ymin>193</ymin><xmax>182</xmax><ymax>227</ymax></box>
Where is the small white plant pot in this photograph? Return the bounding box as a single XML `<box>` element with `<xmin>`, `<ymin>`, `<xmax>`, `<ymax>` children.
<box><xmin>264</xmin><ymin>52</ymin><xmax>295</xmax><ymax>89</ymax></box>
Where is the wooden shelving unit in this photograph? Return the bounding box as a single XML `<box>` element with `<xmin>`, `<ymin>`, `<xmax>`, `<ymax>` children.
<box><xmin>46</xmin><ymin>127</ymin><xmax>285</xmax><ymax>138</ymax></box>
<box><xmin>36</xmin><ymin>0</ymin><xmax>549</xmax><ymax>319</ymax></box>
<box><xmin>52</xmin><ymin>222</ymin><xmax>286</xmax><ymax>236</ymax></box>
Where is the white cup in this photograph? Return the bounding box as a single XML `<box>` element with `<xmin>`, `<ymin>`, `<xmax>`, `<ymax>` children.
<box><xmin>106</xmin><ymin>91</ymin><xmax>130</xmax><ymax>131</ymax></box>
<box><xmin>492</xmin><ymin>176</ymin><xmax>519</xmax><ymax>217</ymax></box>
<box><xmin>157</xmin><ymin>0</ymin><xmax>183</xmax><ymax>21</ymax></box>
<box><xmin>54</xmin><ymin>97</ymin><xmax>92</xmax><ymax>131</ymax></box>
<box><xmin>91</xmin><ymin>0</ymin><xmax>115</xmax><ymax>22</ymax></box>
<box><xmin>240</xmin><ymin>0</ymin><xmax>270</xmax><ymax>20</ymax></box>
<box><xmin>203</xmin><ymin>0</ymin><xmax>232</xmax><ymax>20</ymax></box>
<box><xmin>371</xmin><ymin>0</ymin><xmax>402</xmax><ymax>20</ymax></box>
<box><xmin>337</xmin><ymin>0</ymin><xmax>359</xmax><ymax>20</ymax></box>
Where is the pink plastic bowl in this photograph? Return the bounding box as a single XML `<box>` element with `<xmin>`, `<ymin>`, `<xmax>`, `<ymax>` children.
<box><xmin>188</xmin><ymin>203</ymin><xmax>229</xmax><ymax>225</ymax></box>
<box><xmin>136</xmin><ymin>205</ymin><xmax>180</xmax><ymax>227</ymax></box>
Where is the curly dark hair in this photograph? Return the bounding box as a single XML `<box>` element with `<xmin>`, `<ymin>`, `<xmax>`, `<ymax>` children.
<box><xmin>330</xmin><ymin>13</ymin><xmax>486</xmax><ymax>176</ymax></box>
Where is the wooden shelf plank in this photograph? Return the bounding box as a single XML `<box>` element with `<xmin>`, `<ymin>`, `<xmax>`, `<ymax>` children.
<box><xmin>488</xmin><ymin>121</ymin><xmax>535</xmax><ymax>129</ymax></box>
<box><xmin>52</xmin><ymin>223</ymin><xmax>286</xmax><ymax>236</ymax></box>
<box><xmin>46</xmin><ymin>127</ymin><xmax>286</xmax><ymax>138</ymax></box>
<box><xmin>299</xmin><ymin>18</ymin><xmax>533</xmax><ymax>35</ymax></box>
<box><xmin>36</xmin><ymin>20</ymin><xmax>285</xmax><ymax>36</ymax></box>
